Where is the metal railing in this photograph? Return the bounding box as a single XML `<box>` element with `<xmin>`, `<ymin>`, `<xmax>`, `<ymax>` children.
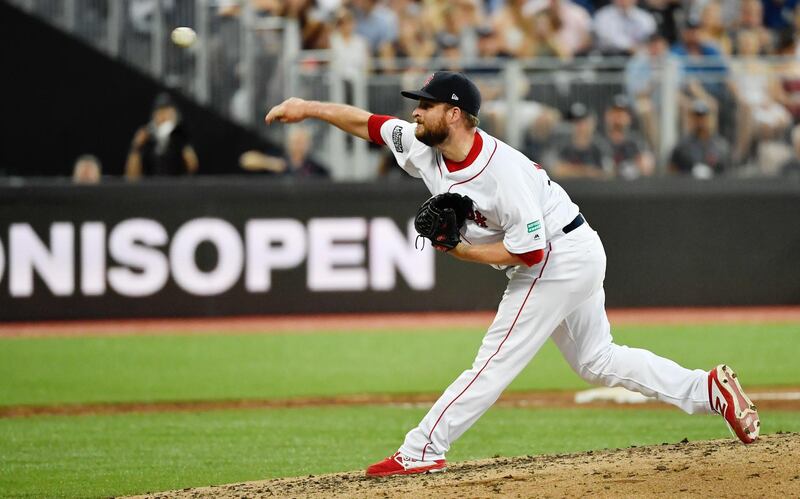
<box><xmin>8</xmin><ymin>0</ymin><xmax>294</xmax><ymax>135</ymax></box>
<box><xmin>8</xmin><ymin>0</ymin><xmax>800</xmax><ymax>181</ymax></box>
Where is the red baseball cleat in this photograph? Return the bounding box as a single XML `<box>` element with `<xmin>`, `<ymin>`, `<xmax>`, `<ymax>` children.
<box><xmin>708</xmin><ymin>365</ymin><xmax>760</xmax><ymax>444</ymax></box>
<box><xmin>365</xmin><ymin>451</ymin><xmax>446</xmax><ymax>477</ymax></box>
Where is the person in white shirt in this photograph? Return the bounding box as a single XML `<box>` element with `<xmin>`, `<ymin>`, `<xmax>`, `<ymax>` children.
<box><xmin>265</xmin><ymin>71</ymin><xmax>760</xmax><ymax>477</ymax></box>
<box><xmin>593</xmin><ymin>0</ymin><xmax>657</xmax><ymax>56</ymax></box>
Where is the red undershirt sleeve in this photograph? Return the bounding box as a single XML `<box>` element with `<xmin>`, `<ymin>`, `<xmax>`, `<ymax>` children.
<box><xmin>367</xmin><ymin>114</ymin><xmax>394</xmax><ymax>145</ymax></box>
<box><xmin>514</xmin><ymin>249</ymin><xmax>545</xmax><ymax>267</ymax></box>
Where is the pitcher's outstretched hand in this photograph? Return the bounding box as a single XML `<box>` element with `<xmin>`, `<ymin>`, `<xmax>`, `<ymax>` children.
<box><xmin>265</xmin><ymin>97</ymin><xmax>310</xmax><ymax>125</ymax></box>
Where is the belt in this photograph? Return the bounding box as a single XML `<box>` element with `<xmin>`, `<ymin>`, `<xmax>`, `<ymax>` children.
<box><xmin>562</xmin><ymin>213</ymin><xmax>585</xmax><ymax>234</ymax></box>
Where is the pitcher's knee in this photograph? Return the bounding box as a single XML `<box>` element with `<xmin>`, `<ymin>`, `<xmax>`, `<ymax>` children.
<box><xmin>577</xmin><ymin>347</ymin><xmax>615</xmax><ymax>385</ymax></box>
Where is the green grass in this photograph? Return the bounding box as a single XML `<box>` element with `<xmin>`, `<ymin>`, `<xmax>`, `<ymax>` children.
<box><xmin>1</xmin><ymin>324</ymin><xmax>799</xmax><ymax>406</ymax></box>
<box><xmin>0</xmin><ymin>322</ymin><xmax>798</xmax><ymax>498</ymax></box>
<box><xmin>2</xmin><ymin>406</ymin><xmax>799</xmax><ymax>498</ymax></box>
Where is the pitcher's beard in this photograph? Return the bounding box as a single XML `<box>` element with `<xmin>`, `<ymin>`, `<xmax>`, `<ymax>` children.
<box><xmin>415</xmin><ymin>121</ymin><xmax>450</xmax><ymax>147</ymax></box>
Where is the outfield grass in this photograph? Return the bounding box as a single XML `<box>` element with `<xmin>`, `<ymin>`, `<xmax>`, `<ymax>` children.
<box><xmin>2</xmin><ymin>406</ymin><xmax>800</xmax><ymax>498</ymax></box>
<box><xmin>1</xmin><ymin>324</ymin><xmax>799</xmax><ymax>406</ymax></box>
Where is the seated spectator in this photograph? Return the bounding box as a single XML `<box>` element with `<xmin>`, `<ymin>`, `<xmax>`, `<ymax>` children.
<box><xmin>780</xmin><ymin>126</ymin><xmax>800</xmax><ymax>178</ymax></box>
<box><xmin>625</xmin><ymin>32</ymin><xmax>669</xmax><ymax>149</ymax></box>
<box><xmin>553</xmin><ymin>103</ymin><xmax>611</xmax><ymax>179</ymax></box>
<box><xmin>239</xmin><ymin>126</ymin><xmax>329</xmax><ymax>178</ymax></box>
<box><xmin>600</xmin><ymin>95</ymin><xmax>655</xmax><ymax>179</ymax></box>
<box><xmin>330</xmin><ymin>8</ymin><xmax>371</xmax><ymax>83</ymax></box>
<box><xmin>523</xmin><ymin>0</ymin><xmax>593</xmax><ymax>58</ymax></box>
<box><xmin>353</xmin><ymin>0</ymin><xmax>398</xmax><ymax>55</ymax></box>
<box><xmin>669</xmin><ymin>100</ymin><xmax>731</xmax><ymax>178</ymax></box>
<box><xmin>382</xmin><ymin>8</ymin><xmax>437</xmax><ymax>74</ymax></box>
<box><xmin>731</xmin><ymin>30</ymin><xmax>792</xmax><ymax>162</ymax></box>
<box><xmin>492</xmin><ymin>0</ymin><xmax>536</xmax><ymax>58</ymax></box>
<box><xmin>640</xmin><ymin>0</ymin><xmax>682</xmax><ymax>44</ymax></box>
<box><xmin>733</xmin><ymin>0</ymin><xmax>774</xmax><ymax>54</ymax></box>
<box><xmin>697</xmin><ymin>0</ymin><xmax>732</xmax><ymax>55</ymax></box>
<box><xmin>593</xmin><ymin>0</ymin><xmax>657</xmax><ymax>56</ymax></box>
<box><xmin>72</xmin><ymin>155</ymin><xmax>102</xmax><ymax>184</ymax></box>
<box><xmin>125</xmin><ymin>94</ymin><xmax>199</xmax><ymax>180</ymax></box>
<box><xmin>671</xmin><ymin>18</ymin><xmax>730</xmax><ymax>102</ymax></box>
<box><xmin>527</xmin><ymin>7</ymin><xmax>572</xmax><ymax>59</ymax></box>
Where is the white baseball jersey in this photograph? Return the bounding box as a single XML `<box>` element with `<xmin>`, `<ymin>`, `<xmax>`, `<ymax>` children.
<box><xmin>369</xmin><ymin>116</ymin><xmax>579</xmax><ymax>261</ymax></box>
<box><xmin>367</xmin><ymin>113</ymin><xmax>712</xmax><ymax>463</ymax></box>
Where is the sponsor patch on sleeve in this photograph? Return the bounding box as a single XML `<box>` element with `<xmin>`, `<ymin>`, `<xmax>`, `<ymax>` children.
<box><xmin>392</xmin><ymin>125</ymin><xmax>403</xmax><ymax>153</ymax></box>
<box><xmin>526</xmin><ymin>220</ymin><xmax>541</xmax><ymax>233</ymax></box>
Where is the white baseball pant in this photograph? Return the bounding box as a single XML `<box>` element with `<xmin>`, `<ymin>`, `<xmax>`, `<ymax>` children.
<box><xmin>400</xmin><ymin>223</ymin><xmax>712</xmax><ymax>461</ymax></box>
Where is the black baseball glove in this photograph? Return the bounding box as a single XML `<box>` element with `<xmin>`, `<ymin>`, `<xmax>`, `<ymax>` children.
<box><xmin>414</xmin><ymin>193</ymin><xmax>474</xmax><ymax>251</ymax></box>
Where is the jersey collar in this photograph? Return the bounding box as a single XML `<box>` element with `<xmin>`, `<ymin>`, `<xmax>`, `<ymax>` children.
<box><xmin>443</xmin><ymin>131</ymin><xmax>483</xmax><ymax>173</ymax></box>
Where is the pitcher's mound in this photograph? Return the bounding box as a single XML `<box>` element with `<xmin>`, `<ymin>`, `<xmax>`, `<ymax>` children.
<box><xmin>131</xmin><ymin>432</ymin><xmax>800</xmax><ymax>498</ymax></box>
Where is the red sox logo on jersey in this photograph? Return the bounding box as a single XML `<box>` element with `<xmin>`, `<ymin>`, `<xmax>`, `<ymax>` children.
<box><xmin>468</xmin><ymin>210</ymin><xmax>488</xmax><ymax>228</ymax></box>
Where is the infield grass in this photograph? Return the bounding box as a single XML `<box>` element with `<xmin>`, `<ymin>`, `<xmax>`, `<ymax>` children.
<box><xmin>1</xmin><ymin>324</ymin><xmax>799</xmax><ymax>406</ymax></box>
<box><xmin>2</xmin><ymin>406</ymin><xmax>800</xmax><ymax>498</ymax></box>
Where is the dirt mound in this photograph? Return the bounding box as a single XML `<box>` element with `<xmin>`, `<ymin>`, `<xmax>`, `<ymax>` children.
<box><xmin>130</xmin><ymin>433</ymin><xmax>800</xmax><ymax>498</ymax></box>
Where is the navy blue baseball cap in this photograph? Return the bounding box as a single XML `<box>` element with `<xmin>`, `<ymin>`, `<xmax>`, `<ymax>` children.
<box><xmin>401</xmin><ymin>71</ymin><xmax>481</xmax><ymax>116</ymax></box>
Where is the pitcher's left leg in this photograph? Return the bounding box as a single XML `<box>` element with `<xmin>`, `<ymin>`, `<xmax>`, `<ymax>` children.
<box><xmin>552</xmin><ymin>288</ymin><xmax>712</xmax><ymax>415</ymax></box>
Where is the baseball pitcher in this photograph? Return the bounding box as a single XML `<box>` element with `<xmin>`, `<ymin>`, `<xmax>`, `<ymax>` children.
<box><xmin>265</xmin><ymin>71</ymin><xmax>760</xmax><ymax>477</ymax></box>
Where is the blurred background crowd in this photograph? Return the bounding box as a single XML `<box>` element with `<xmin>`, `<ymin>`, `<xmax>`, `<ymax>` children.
<box><xmin>9</xmin><ymin>0</ymin><xmax>800</xmax><ymax>182</ymax></box>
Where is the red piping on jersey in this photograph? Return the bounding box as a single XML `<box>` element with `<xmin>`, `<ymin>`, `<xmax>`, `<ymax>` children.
<box><xmin>367</xmin><ymin>114</ymin><xmax>395</xmax><ymax>145</ymax></box>
<box><xmin>447</xmin><ymin>138</ymin><xmax>498</xmax><ymax>192</ymax></box>
<box><xmin>515</xmin><ymin>248</ymin><xmax>545</xmax><ymax>267</ymax></box>
<box><xmin>421</xmin><ymin>243</ymin><xmax>552</xmax><ymax>461</ymax></box>
<box><xmin>443</xmin><ymin>131</ymin><xmax>483</xmax><ymax>173</ymax></box>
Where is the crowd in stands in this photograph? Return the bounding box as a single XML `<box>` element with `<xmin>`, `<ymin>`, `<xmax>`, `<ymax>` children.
<box><xmin>212</xmin><ymin>0</ymin><xmax>799</xmax><ymax>180</ymax></box>
<box><xmin>67</xmin><ymin>0</ymin><xmax>800</xmax><ymax>181</ymax></box>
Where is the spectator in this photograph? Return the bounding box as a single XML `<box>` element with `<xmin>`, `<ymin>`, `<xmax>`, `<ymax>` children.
<box><xmin>671</xmin><ymin>17</ymin><xmax>732</xmax><ymax>126</ymax></box>
<box><xmin>330</xmin><ymin>8</ymin><xmax>371</xmax><ymax>84</ymax></box>
<box><xmin>527</xmin><ymin>8</ymin><xmax>572</xmax><ymax>59</ymax></box>
<box><xmin>72</xmin><ymin>155</ymin><xmax>102</xmax><ymax>184</ymax></box>
<box><xmin>600</xmin><ymin>95</ymin><xmax>655</xmax><ymax>179</ymax></box>
<box><xmin>640</xmin><ymin>0</ymin><xmax>683</xmax><ymax>44</ymax></box>
<box><xmin>382</xmin><ymin>8</ymin><xmax>436</xmax><ymax>73</ymax></box>
<box><xmin>731</xmin><ymin>29</ymin><xmax>792</xmax><ymax>163</ymax></box>
<box><xmin>697</xmin><ymin>0</ymin><xmax>733</xmax><ymax>55</ymax></box>
<box><xmin>780</xmin><ymin>126</ymin><xmax>800</xmax><ymax>178</ymax></box>
<box><xmin>669</xmin><ymin>99</ymin><xmax>731</xmax><ymax>178</ymax></box>
<box><xmin>352</xmin><ymin>0</ymin><xmax>398</xmax><ymax>55</ymax></box>
<box><xmin>689</xmin><ymin>0</ymin><xmax>740</xmax><ymax>31</ymax></box>
<box><xmin>734</xmin><ymin>0</ymin><xmax>774</xmax><ymax>54</ymax></box>
<box><xmin>593</xmin><ymin>0</ymin><xmax>657</xmax><ymax>56</ymax></box>
<box><xmin>625</xmin><ymin>32</ymin><xmax>669</xmax><ymax>149</ymax></box>
<box><xmin>239</xmin><ymin>126</ymin><xmax>329</xmax><ymax>177</ymax></box>
<box><xmin>523</xmin><ymin>0</ymin><xmax>593</xmax><ymax>58</ymax></box>
<box><xmin>492</xmin><ymin>0</ymin><xmax>536</xmax><ymax>58</ymax></box>
<box><xmin>553</xmin><ymin>103</ymin><xmax>610</xmax><ymax>178</ymax></box>
<box><xmin>125</xmin><ymin>94</ymin><xmax>199</xmax><ymax>180</ymax></box>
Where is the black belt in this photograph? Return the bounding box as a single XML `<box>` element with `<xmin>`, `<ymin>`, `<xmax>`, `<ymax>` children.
<box><xmin>562</xmin><ymin>213</ymin><xmax>585</xmax><ymax>234</ymax></box>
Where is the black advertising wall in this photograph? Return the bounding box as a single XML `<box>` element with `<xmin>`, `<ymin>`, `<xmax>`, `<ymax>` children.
<box><xmin>0</xmin><ymin>2</ymin><xmax>277</xmax><ymax>177</ymax></box>
<box><xmin>0</xmin><ymin>178</ymin><xmax>798</xmax><ymax>321</ymax></box>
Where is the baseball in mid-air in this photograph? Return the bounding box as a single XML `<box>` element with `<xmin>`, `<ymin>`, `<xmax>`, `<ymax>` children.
<box><xmin>171</xmin><ymin>27</ymin><xmax>197</xmax><ymax>48</ymax></box>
